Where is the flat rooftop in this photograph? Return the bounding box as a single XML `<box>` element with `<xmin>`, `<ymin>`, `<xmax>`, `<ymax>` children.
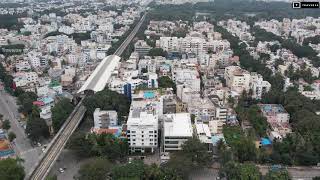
<box><xmin>163</xmin><ymin>113</ymin><xmax>193</xmax><ymax>137</ymax></box>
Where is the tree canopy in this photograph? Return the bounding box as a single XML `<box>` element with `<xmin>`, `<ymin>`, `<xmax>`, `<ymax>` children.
<box><xmin>68</xmin><ymin>132</ymin><xmax>128</xmax><ymax>161</ymax></box>
<box><xmin>148</xmin><ymin>48</ymin><xmax>167</xmax><ymax>57</ymax></box>
<box><xmin>26</xmin><ymin>106</ymin><xmax>50</xmax><ymax>141</ymax></box>
<box><xmin>264</xmin><ymin>169</ymin><xmax>290</xmax><ymax>180</ymax></box>
<box><xmin>51</xmin><ymin>98</ymin><xmax>74</xmax><ymax>133</ymax></box>
<box><xmin>222</xmin><ymin>162</ymin><xmax>261</xmax><ymax>180</ymax></box>
<box><xmin>0</xmin><ymin>158</ymin><xmax>25</xmax><ymax>180</ymax></box>
<box><xmin>83</xmin><ymin>89</ymin><xmax>130</xmax><ymax>123</ymax></box>
<box><xmin>78</xmin><ymin>157</ymin><xmax>112</xmax><ymax>180</ymax></box>
<box><xmin>163</xmin><ymin>137</ymin><xmax>212</xmax><ymax>178</ymax></box>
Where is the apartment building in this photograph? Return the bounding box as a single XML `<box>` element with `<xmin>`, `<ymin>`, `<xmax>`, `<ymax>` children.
<box><xmin>134</xmin><ymin>40</ymin><xmax>152</xmax><ymax>58</ymax></box>
<box><xmin>224</xmin><ymin>66</ymin><xmax>251</xmax><ymax>93</ymax></box>
<box><xmin>127</xmin><ymin>91</ymin><xmax>163</xmax><ymax>153</ymax></box>
<box><xmin>162</xmin><ymin>113</ymin><xmax>193</xmax><ymax>152</ymax></box>
<box><xmin>93</xmin><ymin>108</ymin><xmax>118</xmax><ymax>129</ymax></box>
<box><xmin>250</xmin><ymin>72</ymin><xmax>271</xmax><ymax>99</ymax></box>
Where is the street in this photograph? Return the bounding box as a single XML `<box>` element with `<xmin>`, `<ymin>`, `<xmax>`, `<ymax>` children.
<box><xmin>0</xmin><ymin>91</ymin><xmax>42</xmax><ymax>173</ymax></box>
<box><xmin>48</xmin><ymin>149</ymin><xmax>87</xmax><ymax>180</ymax></box>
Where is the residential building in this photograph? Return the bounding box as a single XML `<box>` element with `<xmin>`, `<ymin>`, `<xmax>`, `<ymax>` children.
<box><xmin>134</xmin><ymin>40</ymin><xmax>152</xmax><ymax>58</ymax></box>
<box><xmin>93</xmin><ymin>108</ymin><xmax>118</xmax><ymax>129</ymax></box>
<box><xmin>163</xmin><ymin>113</ymin><xmax>193</xmax><ymax>152</ymax></box>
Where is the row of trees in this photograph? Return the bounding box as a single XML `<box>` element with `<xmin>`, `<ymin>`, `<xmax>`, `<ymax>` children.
<box><xmin>83</xmin><ymin>89</ymin><xmax>130</xmax><ymax>124</ymax></box>
<box><xmin>74</xmin><ymin>136</ymin><xmax>212</xmax><ymax>180</ymax></box>
<box><xmin>0</xmin><ymin>14</ymin><xmax>24</xmax><ymax>30</ymax></box>
<box><xmin>67</xmin><ymin>132</ymin><xmax>128</xmax><ymax>161</ymax></box>
<box><xmin>51</xmin><ymin>98</ymin><xmax>74</xmax><ymax>133</ymax></box>
<box><xmin>0</xmin><ymin>63</ymin><xmax>15</xmax><ymax>94</ymax></box>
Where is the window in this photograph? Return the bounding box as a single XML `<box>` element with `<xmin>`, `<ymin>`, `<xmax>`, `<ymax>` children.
<box><xmin>131</xmin><ymin>131</ymin><xmax>136</xmax><ymax>133</ymax></box>
<box><xmin>133</xmin><ymin>139</ymin><xmax>136</xmax><ymax>141</ymax></box>
<box><xmin>149</xmin><ymin>131</ymin><xmax>153</xmax><ymax>133</ymax></box>
<box><xmin>142</xmin><ymin>135</ymin><xmax>144</xmax><ymax>137</ymax></box>
<box><xmin>150</xmin><ymin>139</ymin><xmax>153</xmax><ymax>141</ymax></box>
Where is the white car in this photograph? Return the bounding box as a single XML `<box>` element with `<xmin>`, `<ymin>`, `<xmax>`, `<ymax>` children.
<box><xmin>59</xmin><ymin>168</ymin><xmax>64</xmax><ymax>173</ymax></box>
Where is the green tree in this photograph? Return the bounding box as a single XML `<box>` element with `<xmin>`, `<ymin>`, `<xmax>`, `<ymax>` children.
<box><xmin>68</xmin><ymin>132</ymin><xmax>128</xmax><ymax>160</ymax></box>
<box><xmin>26</xmin><ymin>116</ymin><xmax>50</xmax><ymax>141</ymax></box>
<box><xmin>2</xmin><ymin>119</ymin><xmax>11</xmax><ymax>130</ymax></box>
<box><xmin>223</xmin><ymin>162</ymin><xmax>261</xmax><ymax>180</ymax></box>
<box><xmin>112</xmin><ymin>160</ymin><xmax>145</xmax><ymax>180</ymax></box>
<box><xmin>264</xmin><ymin>169</ymin><xmax>290</xmax><ymax>180</ymax></box>
<box><xmin>0</xmin><ymin>158</ymin><xmax>25</xmax><ymax>180</ymax></box>
<box><xmin>8</xmin><ymin>131</ymin><xmax>16</xmax><ymax>142</ymax></box>
<box><xmin>17</xmin><ymin>91</ymin><xmax>37</xmax><ymax>115</ymax></box>
<box><xmin>164</xmin><ymin>137</ymin><xmax>212</xmax><ymax>178</ymax></box>
<box><xmin>51</xmin><ymin>98</ymin><xmax>74</xmax><ymax>133</ymax></box>
<box><xmin>83</xmin><ymin>89</ymin><xmax>130</xmax><ymax>123</ymax></box>
<box><xmin>158</xmin><ymin>76</ymin><xmax>176</xmax><ymax>92</ymax></box>
<box><xmin>148</xmin><ymin>48</ymin><xmax>167</xmax><ymax>57</ymax></box>
<box><xmin>78</xmin><ymin>157</ymin><xmax>112</xmax><ymax>180</ymax></box>
<box><xmin>26</xmin><ymin>106</ymin><xmax>50</xmax><ymax>141</ymax></box>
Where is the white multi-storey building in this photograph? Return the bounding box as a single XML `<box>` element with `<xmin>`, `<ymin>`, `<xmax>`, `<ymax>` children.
<box><xmin>225</xmin><ymin>66</ymin><xmax>251</xmax><ymax>93</ymax></box>
<box><xmin>127</xmin><ymin>92</ymin><xmax>162</xmax><ymax>153</ymax></box>
<box><xmin>13</xmin><ymin>72</ymin><xmax>38</xmax><ymax>87</ymax></box>
<box><xmin>163</xmin><ymin>113</ymin><xmax>193</xmax><ymax>152</ymax></box>
<box><xmin>250</xmin><ymin>72</ymin><xmax>271</xmax><ymax>99</ymax></box>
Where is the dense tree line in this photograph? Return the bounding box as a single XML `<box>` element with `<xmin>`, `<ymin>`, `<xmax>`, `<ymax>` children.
<box><xmin>150</xmin><ymin>0</ymin><xmax>319</xmax><ymax>22</ymax></box>
<box><xmin>75</xmin><ymin>137</ymin><xmax>211</xmax><ymax>180</ymax></box>
<box><xmin>83</xmin><ymin>89</ymin><xmax>130</xmax><ymax>124</ymax></box>
<box><xmin>0</xmin><ymin>63</ymin><xmax>15</xmax><ymax>94</ymax></box>
<box><xmin>148</xmin><ymin>48</ymin><xmax>167</xmax><ymax>57</ymax></box>
<box><xmin>51</xmin><ymin>98</ymin><xmax>74</xmax><ymax>133</ymax></box>
<box><xmin>0</xmin><ymin>14</ymin><xmax>24</xmax><ymax>30</ymax></box>
<box><xmin>303</xmin><ymin>35</ymin><xmax>320</xmax><ymax>45</ymax></box>
<box><xmin>68</xmin><ymin>132</ymin><xmax>128</xmax><ymax>161</ymax></box>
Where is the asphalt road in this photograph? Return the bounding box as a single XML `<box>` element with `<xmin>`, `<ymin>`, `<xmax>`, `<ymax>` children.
<box><xmin>48</xmin><ymin>150</ymin><xmax>88</xmax><ymax>180</ymax></box>
<box><xmin>0</xmin><ymin>91</ymin><xmax>43</xmax><ymax>173</ymax></box>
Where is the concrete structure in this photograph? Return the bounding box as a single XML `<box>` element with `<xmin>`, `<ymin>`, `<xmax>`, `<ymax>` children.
<box><xmin>134</xmin><ymin>40</ymin><xmax>151</xmax><ymax>58</ymax></box>
<box><xmin>127</xmin><ymin>102</ymin><xmax>159</xmax><ymax>153</ymax></box>
<box><xmin>78</xmin><ymin>55</ymin><xmax>121</xmax><ymax>93</ymax></box>
<box><xmin>225</xmin><ymin>66</ymin><xmax>251</xmax><ymax>93</ymax></box>
<box><xmin>93</xmin><ymin>108</ymin><xmax>118</xmax><ymax>129</ymax></box>
<box><xmin>163</xmin><ymin>113</ymin><xmax>193</xmax><ymax>152</ymax></box>
<box><xmin>258</xmin><ymin>104</ymin><xmax>292</xmax><ymax>141</ymax></box>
